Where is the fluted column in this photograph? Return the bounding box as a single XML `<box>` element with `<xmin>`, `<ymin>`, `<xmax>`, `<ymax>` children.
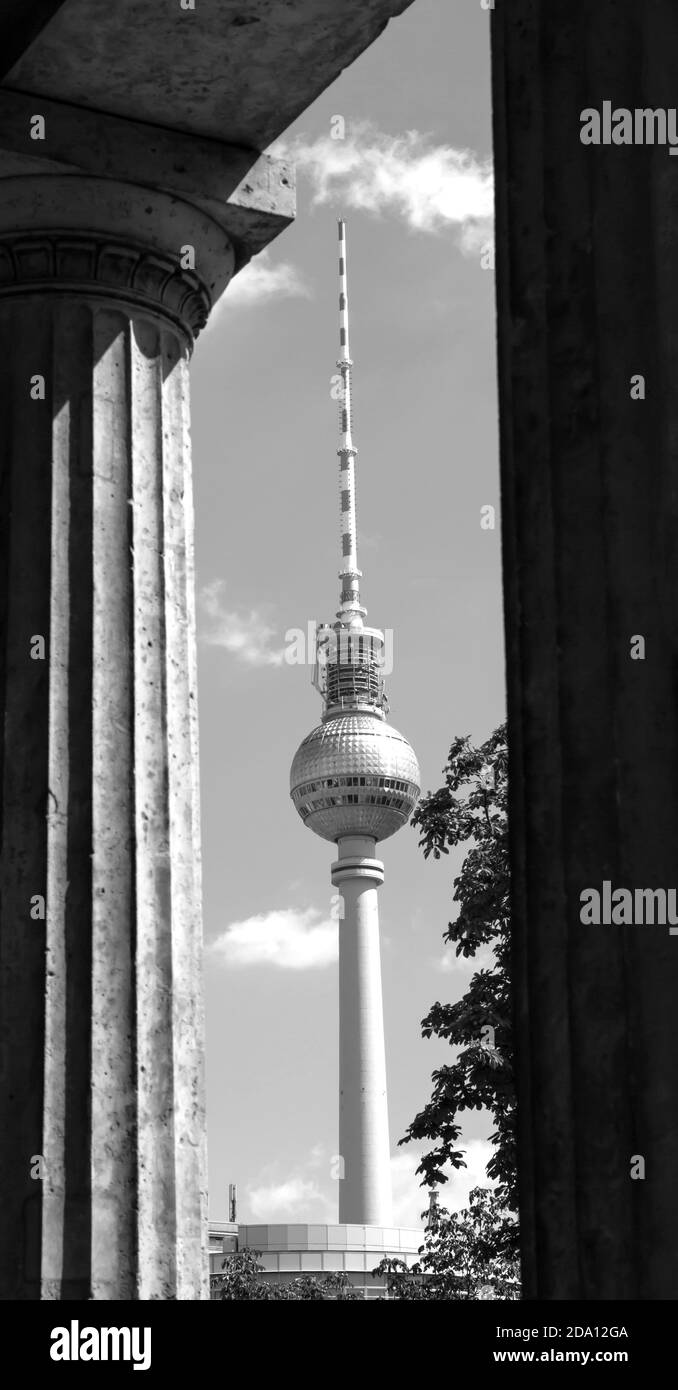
<box><xmin>0</xmin><ymin>177</ymin><xmax>234</xmax><ymax>1298</ymax></box>
<box><xmin>332</xmin><ymin>835</ymin><xmax>392</xmax><ymax>1226</ymax></box>
<box><xmin>492</xmin><ymin>0</ymin><xmax>678</xmax><ymax>1298</ymax></box>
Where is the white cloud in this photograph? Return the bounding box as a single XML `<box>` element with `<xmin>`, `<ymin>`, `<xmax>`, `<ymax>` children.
<box><xmin>198</xmin><ymin>581</ymin><xmax>286</xmax><ymax>668</ymax></box>
<box><xmin>272</xmin><ymin>122</ymin><xmax>494</xmax><ymax>254</ymax></box>
<box><xmin>245</xmin><ymin>1145</ymin><xmax>336</xmax><ymax>1222</ymax></box>
<box><xmin>209</xmin><ymin>250</ymin><xmax>310</xmax><ymax>322</ymax></box>
<box><xmin>442</xmin><ymin>1138</ymin><xmax>497</xmax><ymax>1211</ymax></box>
<box><xmin>436</xmin><ymin>942</ymin><xmax>496</xmax><ymax>974</ymax></box>
<box><xmin>242</xmin><ymin>1141</ymin><xmax>496</xmax><ymax>1226</ymax></box>
<box><xmin>247</xmin><ymin>1176</ymin><xmax>334</xmax><ymax>1223</ymax></box>
<box><xmin>392</xmin><ymin>1139</ymin><xmax>496</xmax><ymax>1227</ymax></box>
<box><xmin>390</xmin><ymin>1151</ymin><xmax>432</xmax><ymax>1229</ymax></box>
<box><xmin>207</xmin><ymin>907</ymin><xmax>338</xmax><ymax>970</ymax></box>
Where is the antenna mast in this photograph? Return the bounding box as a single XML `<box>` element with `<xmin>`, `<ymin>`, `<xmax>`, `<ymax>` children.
<box><xmin>312</xmin><ymin>220</ymin><xmax>388</xmax><ymax>716</ymax></box>
<box><xmin>336</xmin><ymin>219</ymin><xmax>365</xmax><ymax>626</ymax></box>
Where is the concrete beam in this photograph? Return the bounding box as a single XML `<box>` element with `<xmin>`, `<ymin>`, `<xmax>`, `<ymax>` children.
<box><xmin>2</xmin><ymin>0</ymin><xmax>415</xmax><ymax>149</ymax></box>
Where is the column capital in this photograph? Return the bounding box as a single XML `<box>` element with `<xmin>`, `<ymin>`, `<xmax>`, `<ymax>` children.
<box><xmin>0</xmin><ymin>89</ymin><xmax>294</xmax><ymax>276</ymax></box>
<box><xmin>0</xmin><ymin>230</ymin><xmax>211</xmax><ymax>341</ymax></box>
<box><xmin>0</xmin><ymin>175</ymin><xmax>236</xmax><ymax>343</ymax></box>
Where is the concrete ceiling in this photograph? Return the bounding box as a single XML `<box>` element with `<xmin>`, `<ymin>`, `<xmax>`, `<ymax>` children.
<box><xmin>1</xmin><ymin>0</ymin><xmax>415</xmax><ymax>150</ymax></box>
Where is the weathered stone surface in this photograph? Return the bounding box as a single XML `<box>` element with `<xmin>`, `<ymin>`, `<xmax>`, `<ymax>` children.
<box><xmin>0</xmin><ymin>181</ymin><xmax>228</xmax><ymax>1299</ymax></box>
<box><xmin>0</xmin><ymin>89</ymin><xmax>295</xmax><ymax>272</ymax></box>
<box><xmin>0</xmin><ymin>175</ymin><xmax>234</xmax><ymax>311</ymax></box>
<box><xmin>3</xmin><ymin>0</ymin><xmax>415</xmax><ymax>149</ymax></box>
<box><xmin>0</xmin><ymin>0</ymin><xmax>419</xmax><ymax>1302</ymax></box>
<box><xmin>492</xmin><ymin>0</ymin><xmax>678</xmax><ymax>1299</ymax></box>
<box><xmin>0</xmin><ymin>2</ymin><xmax>414</xmax><ymax>272</ymax></box>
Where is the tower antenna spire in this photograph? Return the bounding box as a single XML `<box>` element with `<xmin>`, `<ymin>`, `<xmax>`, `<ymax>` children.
<box><xmin>336</xmin><ymin>219</ymin><xmax>364</xmax><ymax>625</ymax></box>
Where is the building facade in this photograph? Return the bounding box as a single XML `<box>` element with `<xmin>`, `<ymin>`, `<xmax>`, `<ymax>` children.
<box><xmin>209</xmin><ymin>1221</ymin><xmax>423</xmax><ymax>1301</ymax></box>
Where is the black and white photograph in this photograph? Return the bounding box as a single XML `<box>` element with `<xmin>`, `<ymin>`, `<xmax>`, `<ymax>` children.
<box><xmin>0</xmin><ymin>0</ymin><xmax>675</xmax><ymax>1373</ymax></box>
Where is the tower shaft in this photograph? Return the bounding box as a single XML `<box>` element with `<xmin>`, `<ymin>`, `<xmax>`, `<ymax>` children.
<box><xmin>332</xmin><ymin>836</ymin><xmax>392</xmax><ymax>1226</ymax></box>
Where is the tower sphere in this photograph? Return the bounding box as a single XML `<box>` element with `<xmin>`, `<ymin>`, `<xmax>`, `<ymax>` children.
<box><xmin>290</xmin><ymin>710</ymin><xmax>420</xmax><ymax>843</ymax></box>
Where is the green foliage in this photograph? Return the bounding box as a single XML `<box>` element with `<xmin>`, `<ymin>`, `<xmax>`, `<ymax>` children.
<box><xmin>374</xmin><ymin>1188</ymin><xmax>520</xmax><ymax>1300</ymax></box>
<box><xmin>213</xmin><ymin>1248</ymin><xmax>361</xmax><ymax>1301</ymax></box>
<box><xmin>401</xmin><ymin>724</ymin><xmax>517</xmax><ymax>1222</ymax></box>
<box><xmin>213</xmin><ymin>1247</ymin><xmax>271</xmax><ymax>1301</ymax></box>
<box><xmin>275</xmin><ymin>1271</ymin><xmax>361</xmax><ymax>1301</ymax></box>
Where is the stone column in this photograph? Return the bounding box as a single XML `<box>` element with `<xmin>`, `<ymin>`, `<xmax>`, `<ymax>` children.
<box><xmin>332</xmin><ymin>835</ymin><xmax>392</xmax><ymax>1226</ymax></box>
<box><xmin>492</xmin><ymin>0</ymin><xmax>678</xmax><ymax>1298</ymax></box>
<box><xmin>0</xmin><ymin>175</ymin><xmax>234</xmax><ymax>1299</ymax></box>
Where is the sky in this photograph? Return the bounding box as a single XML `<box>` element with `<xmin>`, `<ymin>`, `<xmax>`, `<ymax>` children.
<box><xmin>192</xmin><ymin>0</ymin><xmax>505</xmax><ymax>1230</ymax></box>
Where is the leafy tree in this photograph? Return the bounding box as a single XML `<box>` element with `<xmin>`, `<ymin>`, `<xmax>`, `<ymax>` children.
<box><xmin>213</xmin><ymin>1248</ymin><xmax>361</xmax><ymax>1300</ymax></box>
<box><xmin>213</xmin><ymin>1247</ymin><xmax>271</xmax><ymax>1301</ymax></box>
<box><xmin>373</xmin><ymin>1256</ymin><xmax>428</xmax><ymax>1301</ymax></box>
<box><xmin>276</xmin><ymin>1271</ymin><xmax>360</xmax><ymax>1301</ymax></box>
<box><xmin>374</xmin><ymin>1188</ymin><xmax>519</xmax><ymax>1300</ymax></box>
<box><xmin>401</xmin><ymin>724</ymin><xmax>517</xmax><ymax>1221</ymax></box>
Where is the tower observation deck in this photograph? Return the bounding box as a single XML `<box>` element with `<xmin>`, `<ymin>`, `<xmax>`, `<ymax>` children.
<box><xmin>289</xmin><ymin>221</ymin><xmax>420</xmax><ymax>1231</ymax></box>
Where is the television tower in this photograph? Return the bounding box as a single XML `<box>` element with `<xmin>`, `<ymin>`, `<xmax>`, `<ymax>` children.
<box><xmin>290</xmin><ymin>220</ymin><xmax>420</xmax><ymax>1225</ymax></box>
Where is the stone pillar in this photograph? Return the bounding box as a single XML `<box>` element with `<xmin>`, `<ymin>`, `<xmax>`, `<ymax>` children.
<box><xmin>332</xmin><ymin>835</ymin><xmax>392</xmax><ymax>1226</ymax></box>
<box><xmin>492</xmin><ymin>1</ymin><xmax>678</xmax><ymax>1298</ymax></box>
<box><xmin>0</xmin><ymin>176</ymin><xmax>234</xmax><ymax>1299</ymax></box>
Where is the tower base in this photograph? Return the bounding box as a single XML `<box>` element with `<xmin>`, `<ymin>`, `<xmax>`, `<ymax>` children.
<box><xmin>210</xmin><ymin>1221</ymin><xmax>424</xmax><ymax>1300</ymax></box>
